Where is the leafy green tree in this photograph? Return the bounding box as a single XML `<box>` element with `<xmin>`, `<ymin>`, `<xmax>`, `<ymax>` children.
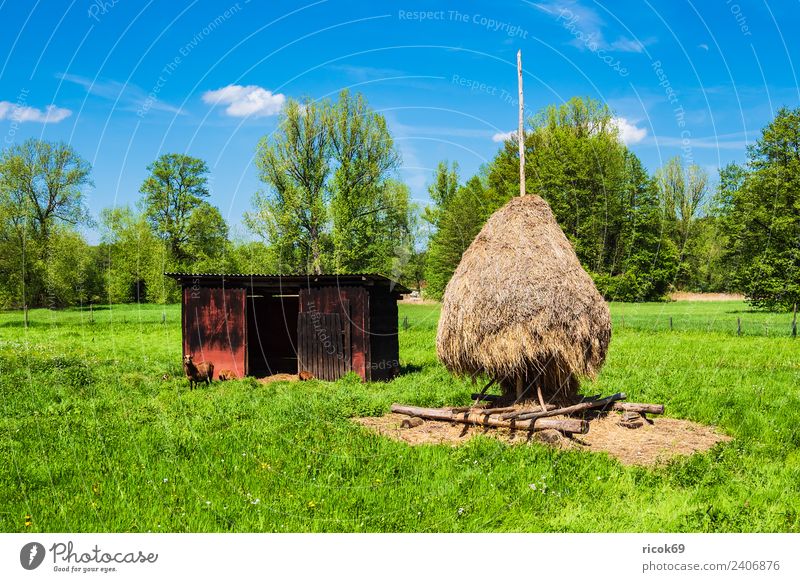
<box><xmin>425</xmin><ymin>173</ymin><xmax>501</xmax><ymax>299</ymax></box>
<box><xmin>250</xmin><ymin>98</ymin><xmax>331</xmax><ymax>274</ymax></box>
<box><xmin>422</xmin><ymin>161</ymin><xmax>460</xmax><ymax>228</ymax></box>
<box><xmin>654</xmin><ymin>156</ymin><xmax>708</xmax><ymax>288</ymax></box>
<box><xmin>44</xmin><ymin>228</ymin><xmax>104</xmax><ymax>306</ymax></box>
<box><xmin>249</xmin><ymin>91</ymin><xmax>411</xmax><ymax>277</ymax></box>
<box><xmin>99</xmin><ymin>207</ymin><xmax>174</xmax><ymax>303</ymax></box>
<box><xmin>719</xmin><ymin>107</ymin><xmax>800</xmax><ymax>309</ymax></box>
<box><xmin>185</xmin><ymin>202</ymin><xmax>230</xmax><ymax>271</ymax></box>
<box><xmin>139</xmin><ymin>153</ymin><xmax>210</xmax><ymax>263</ymax></box>
<box><xmin>486</xmin><ymin>97</ymin><xmax>674</xmax><ymax>301</ymax></box>
<box><xmin>329</xmin><ymin>90</ymin><xmax>401</xmax><ymax>272</ymax></box>
<box><xmin>0</xmin><ymin>139</ymin><xmax>92</xmax><ymax>306</ymax></box>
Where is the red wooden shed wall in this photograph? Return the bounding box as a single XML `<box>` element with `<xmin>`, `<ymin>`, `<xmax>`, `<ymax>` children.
<box><xmin>182</xmin><ymin>286</ymin><xmax>247</xmax><ymax>378</ymax></box>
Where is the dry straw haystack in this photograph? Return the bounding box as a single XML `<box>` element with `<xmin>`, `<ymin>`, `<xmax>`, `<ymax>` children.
<box><xmin>436</xmin><ymin>194</ymin><xmax>611</xmax><ymax>403</ymax></box>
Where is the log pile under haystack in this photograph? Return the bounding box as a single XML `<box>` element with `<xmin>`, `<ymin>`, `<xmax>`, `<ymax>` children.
<box><xmin>391</xmin><ymin>392</ymin><xmax>665</xmax><ymax>436</ymax></box>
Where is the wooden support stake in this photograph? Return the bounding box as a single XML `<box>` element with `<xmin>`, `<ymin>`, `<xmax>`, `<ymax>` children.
<box><xmin>737</xmin><ymin>317</ymin><xmax>741</xmax><ymax>336</ymax></box>
<box><xmin>515</xmin><ymin>374</ymin><xmax>523</xmax><ymax>401</ymax></box>
<box><xmin>391</xmin><ymin>404</ymin><xmax>588</xmax><ymax>434</ymax></box>
<box><xmin>472</xmin><ymin>378</ymin><xmax>497</xmax><ymax>406</ymax></box>
<box><xmin>23</xmin><ymin>304</ymin><xmax>29</xmax><ymax>329</ymax></box>
<box><xmin>517</xmin><ymin>49</ymin><xmax>525</xmax><ymax>198</ymax></box>
<box><xmin>792</xmin><ymin>303</ymin><xmax>797</xmax><ymax>338</ymax></box>
<box><xmin>471</xmin><ymin>393</ymin><xmax>500</xmax><ymax>402</ymax></box>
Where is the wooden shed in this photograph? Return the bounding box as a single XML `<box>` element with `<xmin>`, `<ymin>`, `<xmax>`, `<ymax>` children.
<box><xmin>165</xmin><ymin>273</ymin><xmax>410</xmax><ymax>382</ymax></box>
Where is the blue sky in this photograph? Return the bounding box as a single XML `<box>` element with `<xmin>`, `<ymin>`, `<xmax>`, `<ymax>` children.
<box><xmin>1</xmin><ymin>0</ymin><xmax>799</xmax><ymax>243</ymax></box>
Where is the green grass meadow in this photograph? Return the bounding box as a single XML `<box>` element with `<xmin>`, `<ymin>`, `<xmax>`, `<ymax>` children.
<box><xmin>1</xmin><ymin>301</ymin><xmax>799</xmax><ymax>532</ymax></box>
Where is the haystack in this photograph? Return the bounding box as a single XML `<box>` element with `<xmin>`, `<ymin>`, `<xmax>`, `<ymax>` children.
<box><xmin>436</xmin><ymin>194</ymin><xmax>611</xmax><ymax>404</ymax></box>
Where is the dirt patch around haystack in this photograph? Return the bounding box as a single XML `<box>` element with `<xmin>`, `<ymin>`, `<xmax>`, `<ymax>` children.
<box><xmin>354</xmin><ymin>412</ymin><xmax>730</xmax><ymax>467</ymax></box>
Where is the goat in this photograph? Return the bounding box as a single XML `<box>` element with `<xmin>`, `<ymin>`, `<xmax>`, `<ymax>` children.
<box><xmin>183</xmin><ymin>354</ymin><xmax>214</xmax><ymax>389</ymax></box>
<box><xmin>298</xmin><ymin>370</ymin><xmax>315</xmax><ymax>381</ymax></box>
<box><xmin>217</xmin><ymin>369</ymin><xmax>236</xmax><ymax>381</ymax></box>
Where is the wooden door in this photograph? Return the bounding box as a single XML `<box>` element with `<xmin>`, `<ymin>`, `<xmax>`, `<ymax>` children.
<box><xmin>297</xmin><ymin>307</ymin><xmax>351</xmax><ymax>381</ymax></box>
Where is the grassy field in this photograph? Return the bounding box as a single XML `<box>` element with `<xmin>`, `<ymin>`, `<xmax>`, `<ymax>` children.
<box><xmin>1</xmin><ymin>300</ymin><xmax>798</xmax><ymax>532</ymax></box>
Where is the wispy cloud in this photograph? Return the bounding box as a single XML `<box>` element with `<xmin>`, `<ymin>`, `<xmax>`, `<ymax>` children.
<box><xmin>327</xmin><ymin>64</ymin><xmax>407</xmax><ymax>82</ymax></box>
<box><xmin>650</xmin><ymin>133</ymin><xmax>749</xmax><ymax>150</ymax></box>
<box><xmin>202</xmin><ymin>84</ymin><xmax>285</xmax><ymax>117</ymax></box>
<box><xmin>532</xmin><ymin>1</ymin><xmax>653</xmax><ymax>53</ymax></box>
<box><xmin>58</xmin><ymin>72</ymin><xmax>184</xmax><ymax>115</ymax></box>
<box><xmin>0</xmin><ymin>101</ymin><xmax>71</xmax><ymax>123</ymax></box>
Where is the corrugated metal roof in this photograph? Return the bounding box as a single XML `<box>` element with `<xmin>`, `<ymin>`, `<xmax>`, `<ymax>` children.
<box><xmin>164</xmin><ymin>272</ymin><xmax>411</xmax><ymax>294</ymax></box>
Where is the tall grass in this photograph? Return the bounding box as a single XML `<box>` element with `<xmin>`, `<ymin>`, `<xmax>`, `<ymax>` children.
<box><xmin>0</xmin><ymin>301</ymin><xmax>798</xmax><ymax>532</ymax></box>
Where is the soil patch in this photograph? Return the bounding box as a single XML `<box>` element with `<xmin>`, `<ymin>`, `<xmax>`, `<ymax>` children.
<box><xmin>670</xmin><ymin>292</ymin><xmax>744</xmax><ymax>302</ymax></box>
<box><xmin>354</xmin><ymin>412</ymin><xmax>730</xmax><ymax>467</ymax></box>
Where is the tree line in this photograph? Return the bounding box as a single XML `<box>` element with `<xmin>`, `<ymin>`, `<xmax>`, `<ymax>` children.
<box><xmin>0</xmin><ymin>92</ymin><xmax>798</xmax><ymax>310</ymax></box>
<box><xmin>424</xmin><ymin>98</ymin><xmax>800</xmax><ymax>310</ymax></box>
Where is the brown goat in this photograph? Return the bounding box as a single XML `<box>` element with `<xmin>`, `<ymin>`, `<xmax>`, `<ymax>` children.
<box><xmin>217</xmin><ymin>369</ymin><xmax>236</xmax><ymax>381</ymax></box>
<box><xmin>183</xmin><ymin>354</ymin><xmax>214</xmax><ymax>389</ymax></box>
<box><xmin>298</xmin><ymin>370</ymin><xmax>315</xmax><ymax>381</ymax></box>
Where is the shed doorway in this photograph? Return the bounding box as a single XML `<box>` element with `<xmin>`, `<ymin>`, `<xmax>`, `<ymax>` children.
<box><xmin>246</xmin><ymin>293</ymin><xmax>299</xmax><ymax>376</ymax></box>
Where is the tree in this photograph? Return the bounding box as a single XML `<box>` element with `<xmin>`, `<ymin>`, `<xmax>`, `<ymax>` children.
<box><xmin>185</xmin><ymin>202</ymin><xmax>231</xmax><ymax>271</ymax></box>
<box><xmin>99</xmin><ymin>206</ymin><xmax>174</xmax><ymax>304</ymax></box>
<box><xmin>425</xmin><ymin>173</ymin><xmax>501</xmax><ymax>298</ymax></box>
<box><xmin>654</xmin><ymin>156</ymin><xmax>708</xmax><ymax>287</ymax></box>
<box><xmin>0</xmin><ymin>139</ymin><xmax>93</xmax><ymax>306</ymax></box>
<box><xmin>486</xmin><ymin>97</ymin><xmax>675</xmax><ymax>300</ymax></box>
<box><xmin>249</xmin><ymin>91</ymin><xmax>411</xmax><ymax>277</ymax></box>
<box><xmin>250</xmin><ymin>98</ymin><xmax>331</xmax><ymax>274</ymax></box>
<box><xmin>329</xmin><ymin>89</ymin><xmax>401</xmax><ymax>272</ymax></box>
<box><xmin>422</xmin><ymin>161</ymin><xmax>460</xmax><ymax>228</ymax></box>
<box><xmin>720</xmin><ymin>107</ymin><xmax>800</xmax><ymax>309</ymax></box>
<box><xmin>139</xmin><ymin>153</ymin><xmax>210</xmax><ymax>263</ymax></box>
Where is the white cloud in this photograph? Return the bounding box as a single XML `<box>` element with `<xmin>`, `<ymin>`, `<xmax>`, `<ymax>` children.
<box><xmin>612</xmin><ymin>117</ymin><xmax>647</xmax><ymax>145</ymax></box>
<box><xmin>202</xmin><ymin>84</ymin><xmax>285</xmax><ymax>117</ymax></box>
<box><xmin>698</xmin><ymin>43</ymin><xmax>709</xmax><ymax>51</ymax></box>
<box><xmin>0</xmin><ymin>101</ymin><xmax>71</xmax><ymax>123</ymax></box>
<box><xmin>492</xmin><ymin>130</ymin><xmax>517</xmax><ymax>143</ymax></box>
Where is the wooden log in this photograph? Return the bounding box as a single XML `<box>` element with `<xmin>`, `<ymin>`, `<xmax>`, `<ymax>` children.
<box><xmin>498</xmin><ymin>404</ymin><xmax>558</xmax><ymax>420</ymax></box>
<box><xmin>611</xmin><ymin>402</ymin><xmax>664</xmax><ymax>415</ymax></box>
<box><xmin>390</xmin><ymin>404</ymin><xmax>588</xmax><ymax>434</ymax></box>
<box><xmin>477</xmin><ymin>406</ymin><xmax>517</xmax><ymax>415</ymax></box>
<box><xmin>502</xmin><ymin>392</ymin><xmax>627</xmax><ymax>421</ymax></box>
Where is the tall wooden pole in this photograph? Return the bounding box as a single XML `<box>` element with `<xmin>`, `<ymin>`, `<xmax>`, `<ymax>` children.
<box><xmin>517</xmin><ymin>49</ymin><xmax>525</xmax><ymax>197</ymax></box>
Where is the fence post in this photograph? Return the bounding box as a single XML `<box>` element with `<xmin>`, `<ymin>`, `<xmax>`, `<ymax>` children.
<box><xmin>737</xmin><ymin>317</ymin><xmax>741</xmax><ymax>336</ymax></box>
<box><xmin>23</xmin><ymin>304</ymin><xmax>29</xmax><ymax>329</ymax></box>
<box><xmin>162</xmin><ymin>311</ymin><xmax>166</xmax><ymax>325</ymax></box>
<box><xmin>403</xmin><ymin>316</ymin><xmax>409</xmax><ymax>330</ymax></box>
<box><xmin>669</xmin><ymin>316</ymin><xmax>673</xmax><ymax>331</ymax></box>
<box><xmin>792</xmin><ymin>303</ymin><xmax>797</xmax><ymax>338</ymax></box>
